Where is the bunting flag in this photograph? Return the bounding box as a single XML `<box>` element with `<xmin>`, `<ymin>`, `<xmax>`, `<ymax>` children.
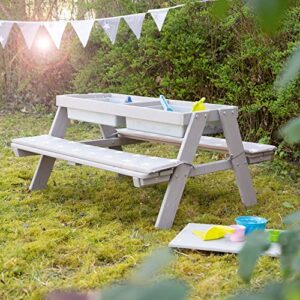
<box><xmin>18</xmin><ymin>22</ymin><xmax>41</xmax><ymax>49</ymax></box>
<box><xmin>0</xmin><ymin>21</ymin><xmax>14</xmax><ymax>47</ymax></box>
<box><xmin>44</xmin><ymin>21</ymin><xmax>67</xmax><ymax>48</ymax></box>
<box><xmin>0</xmin><ymin>1</ymin><xmax>211</xmax><ymax>49</ymax></box>
<box><xmin>97</xmin><ymin>17</ymin><xmax>121</xmax><ymax>44</ymax></box>
<box><xmin>71</xmin><ymin>20</ymin><xmax>94</xmax><ymax>47</ymax></box>
<box><xmin>123</xmin><ymin>13</ymin><xmax>146</xmax><ymax>39</ymax></box>
<box><xmin>148</xmin><ymin>8</ymin><xmax>170</xmax><ymax>31</ymax></box>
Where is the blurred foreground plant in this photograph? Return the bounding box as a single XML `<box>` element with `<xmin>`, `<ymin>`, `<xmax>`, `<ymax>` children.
<box><xmin>234</xmin><ymin>211</ymin><xmax>300</xmax><ymax>300</ymax></box>
<box><xmin>46</xmin><ymin>248</ymin><xmax>188</xmax><ymax>300</ymax></box>
<box><xmin>213</xmin><ymin>0</ymin><xmax>300</xmax><ymax>146</ymax></box>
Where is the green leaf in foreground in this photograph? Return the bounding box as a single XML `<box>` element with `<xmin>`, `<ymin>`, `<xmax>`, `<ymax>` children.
<box><xmin>280</xmin><ymin>117</ymin><xmax>300</xmax><ymax>145</ymax></box>
<box><xmin>234</xmin><ymin>281</ymin><xmax>300</xmax><ymax>300</ymax></box>
<box><xmin>279</xmin><ymin>230</ymin><xmax>300</xmax><ymax>279</ymax></box>
<box><xmin>276</xmin><ymin>46</ymin><xmax>300</xmax><ymax>90</ymax></box>
<box><xmin>247</xmin><ymin>0</ymin><xmax>289</xmax><ymax>34</ymax></box>
<box><xmin>131</xmin><ymin>248</ymin><xmax>174</xmax><ymax>282</ymax></box>
<box><xmin>211</xmin><ymin>0</ymin><xmax>231</xmax><ymax>20</ymax></box>
<box><xmin>238</xmin><ymin>231</ymin><xmax>270</xmax><ymax>282</ymax></box>
<box><xmin>101</xmin><ymin>279</ymin><xmax>188</xmax><ymax>300</ymax></box>
<box><xmin>100</xmin><ymin>248</ymin><xmax>188</xmax><ymax>300</ymax></box>
<box><xmin>283</xmin><ymin>211</ymin><xmax>300</xmax><ymax>226</ymax></box>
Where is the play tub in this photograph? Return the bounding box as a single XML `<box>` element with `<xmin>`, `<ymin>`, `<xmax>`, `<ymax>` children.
<box><xmin>57</xmin><ymin>93</ymin><xmax>159</xmax><ymax>127</ymax></box>
<box><xmin>126</xmin><ymin>100</ymin><xmax>225</xmax><ymax>138</ymax></box>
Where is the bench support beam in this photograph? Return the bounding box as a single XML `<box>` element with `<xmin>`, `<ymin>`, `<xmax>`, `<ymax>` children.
<box><xmin>155</xmin><ymin>113</ymin><xmax>207</xmax><ymax>229</ymax></box>
<box><xmin>29</xmin><ymin>107</ymin><xmax>69</xmax><ymax>190</ymax></box>
<box><xmin>189</xmin><ymin>160</ymin><xmax>232</xmax><ymax>177</ymax></box>
<box><xmin>219</xmin><ymin>109</ymin><xmax>257</xmax><ymax>207</ymax></box>
<box><xmin>80</xmin><ymin>137</ymin><xmax>142</xmax><ymax>148</ymax></box>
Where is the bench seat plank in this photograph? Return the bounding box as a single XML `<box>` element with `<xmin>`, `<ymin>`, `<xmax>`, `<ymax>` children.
<box><xmin>117</xmin><ymin>129</ymin><xmax>276</xmax><ymax>157</ymax></box>
<box><xmin>12</xmin><ymin>135</ymin><xmax>181</xmax><ymax>177</ymax></box>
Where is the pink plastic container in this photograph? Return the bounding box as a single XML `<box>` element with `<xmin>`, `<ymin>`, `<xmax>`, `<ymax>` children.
<box><xmin>229</xmin><ymin>225</ymin><xmax>246</xmax><ymax>242</ymax></box>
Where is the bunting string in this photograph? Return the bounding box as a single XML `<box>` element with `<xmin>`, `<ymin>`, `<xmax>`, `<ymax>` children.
<box><xmin>0</xmin><ymin>1</ymin><xmax>209</xmax><ymax>49</ymax></box>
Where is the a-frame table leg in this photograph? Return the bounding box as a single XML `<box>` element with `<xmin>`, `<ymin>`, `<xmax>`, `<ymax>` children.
<box><xmin>100</xmin><ymin>125</ymin><xmax>124</xmax><ymax>177</ymax></box>
<box><xmin>29</xmin><ymin>107</ymin><xmax>69</xmax><ymax>190</ymax></box>
<box><xmin>219</xmin><ymin>109</ymin><xmax>257</xmax><ymax>207</ymax></box>
<box><xmin>155</xmin><ymin>112</ymin><xmax>208</xmax><ymax>229</ymax></box>
<box><xmin>100</xmin><ymin>125</ymin><xmax>122</xmax><ymax>151</ymax></box>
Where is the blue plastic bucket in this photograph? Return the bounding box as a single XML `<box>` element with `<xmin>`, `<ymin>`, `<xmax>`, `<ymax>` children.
<box><xmin>235</xmin><ymin>216</ymin><xmax>268</xmax><ymax>235</ymax></box>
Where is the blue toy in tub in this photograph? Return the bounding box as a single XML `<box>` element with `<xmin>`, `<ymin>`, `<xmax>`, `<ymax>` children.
<box><xmin>160</xmin><ymin>95</ymin><xmax>174</xmax><ymax>112</ymax></box>
<box><xmin>125</xmin><ymin>96</ymin><xmax>133</xmax><ymax>103</ymax></box>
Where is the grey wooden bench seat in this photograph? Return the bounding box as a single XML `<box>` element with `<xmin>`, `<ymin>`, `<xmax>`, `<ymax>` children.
<box><xmin>117</xmin><ymin>129</ymin><xmax>276</xmax><ymax>164</ymax></box>
<box><xmin>11</xmin><ymin>135</ymin><xmax>181</xmax><ymax>179</ymax></box>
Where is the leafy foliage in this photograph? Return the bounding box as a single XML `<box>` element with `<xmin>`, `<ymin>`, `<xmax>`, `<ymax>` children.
<box><xmin>70</xmin><ymin>1</ymin><xmax>300</xmax><ymax>153</ymax></box>
<box><xmin>280</xmin><ymin>118</ymin><xmax>300</xmax><ymax>145</ymax></box>
<box><xmin>238</xmin><ymin>231</ymin><xmax>270</xmax><ymax>283</ymax></box>
<box><xmin>101</xmin><ymin>248</ymin><xmax>188</xmax><ymax>300</ymax></box>
<box><xmin>235</xmin><ymin>211</ymin><xmax>300</xmax><ymax>300</ymax></box>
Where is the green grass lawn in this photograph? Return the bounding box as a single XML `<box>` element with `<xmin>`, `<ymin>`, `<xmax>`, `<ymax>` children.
<box><xmin>0</xmin><ymin>113</ymin><xmax>299</xmax><ymax>300</ymax></box>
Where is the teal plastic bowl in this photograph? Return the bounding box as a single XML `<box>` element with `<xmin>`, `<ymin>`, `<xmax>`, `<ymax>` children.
<box><xmin>235</xmin><ymin>216</ymin><xmax>268</xmax><ymax>235</ymax></box>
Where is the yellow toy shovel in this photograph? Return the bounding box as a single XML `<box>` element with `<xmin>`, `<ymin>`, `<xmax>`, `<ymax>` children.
<box><xmin>192</xmin><ymin>97</ymin><xmax>206</xmax><ymax>112</ymax></box>
<box><xmin>192</xmin><ymin>225</ymin><xmax>235</xmax><ymax>241</ymax></box>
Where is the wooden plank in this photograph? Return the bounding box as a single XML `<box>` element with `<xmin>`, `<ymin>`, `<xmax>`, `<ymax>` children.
<box><xmin>155</xmin><ymin>164</ymin><xmax>193</xmax><ymax>229</ymax></box>
<box><xmin>133</xmin><ymin>174</ymin><xmax>172</xmax><ymax>187</ymax></box>
<box><xmin>57</xmin><ymin>95</ymin><xmax>230</xmax><ymax>125</ymax></box>
<box><xmin>178</xmin><ymin>112</ymin><xmax>210</xmax><ymax>163</ymax></box>
<box><xmin>155</xmin><ymin>113</ymin><xmax>208</xmax><ymax>229</ymax></box>
<box><xmin>29</xmin><ymin>107</ymin><xmax>69</xmax><ymax>190</ymax></box>
<box><xmin>117</xmin><ymin>129</ymin><xmax>276</xmax><ymax>157</ymax></box>
<box><xmin>219</xmin><ymin>109</ymin><xmax>257</xmax><ymax>207</ymax></box>
<box><xmin>13</xmin><ymin>148</ymin><xmax>37</xmax><ymax>157</ymax></box>
<box><xmin>49</xmin><ymin>106</ymin><xmax>70</xmax><ymax>138</ymax></box>
<box><xmin>11</xmin><ymin>142</ymin><xmax>164</xmax><ymax>179</ymax></box>
<box><xmin>12</xmin><ymin>136</ymin><xmax>181</xmax><ymax>174</ymax></box>
<box><xmin>29</xmin><ymin>156</ymin><xmax>56</xmax><ymax>190</ymax></box>
<box><xmin>100</xmin><ymin>125</ymin><xmax>124</xmax><ymax>177</ymax></box>
<box><xmin>80</xmin><ymin>137</ymin><xmax>142</xmax><ymax>147</ymax></box>
<box><xmin>189</xmin><ymin>160</ymin><xmax>232</xmax><ymax>177</ymax></box>
<box><xmin>57</xmin><ymin>95</ymin><xmax>189</xmax><ymax>125</ymax></box>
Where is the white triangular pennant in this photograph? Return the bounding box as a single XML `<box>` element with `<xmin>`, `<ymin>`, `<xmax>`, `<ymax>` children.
<box><xmin>148</xmin><ymin>8</ymin><xmax>170</xmax><ymax>32</ymax></box>
<box><xmin>18</xmin><ymin>22</ymin><xmax>41</xmax><ymax>49</ymax></box>
<box><xmin>97</xmin><ymin>17</ymin><xmax>121</xmax><ymax>44</ymax></box>
<box><xmin>0</xmin><ymin>21</ymin><xmax>14</xmax><ymax>47</ymax></box>
<box><xmin>44</xmin><ymin>21</ymin><xmax>67</xmax><ymax>48</ymax></box>
<box><xmin>71</xmin><ymin>20</ymin><xmax>94</xmax><ymax>47</ymax></box>
<box><xmin>123</xmin><ymin>13</ymin><xmax>146</xmax><ymax>39</ymax></box>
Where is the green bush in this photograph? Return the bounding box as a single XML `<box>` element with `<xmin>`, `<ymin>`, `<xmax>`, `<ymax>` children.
<box><xmin>71</xmin><ymin>2</ymin><xmax>300</xmax><ymax>151</ymax></box>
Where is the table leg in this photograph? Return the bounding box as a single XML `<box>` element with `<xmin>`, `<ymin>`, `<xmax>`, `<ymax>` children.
<box><xmin>29</xmin><ymin>107</ymin><xmax>69</xmax><ymax>190</ymax></box>
<box><xmin>100</xmin><ymin>125</ymin><xmax>124</xmax><ymax>177</ymax></box>
<box><xmin>155</xmin><ymin>113</ymin><xmax>207</xmax><ymax>229</ymax></box>
<box><xmin>219</xmin><ymin>109</ymin><xmax>257</xmax><ymax>207</ymax></box>
<box><xmin>100</xmin><ymin>125</ymin><xmax>122</xmax><ymax>151</ymax></box>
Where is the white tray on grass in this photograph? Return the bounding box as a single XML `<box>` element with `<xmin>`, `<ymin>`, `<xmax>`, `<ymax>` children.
<box><xmin>168</xmin><ymin>223</ymin><xmax>281</xmax><ymax>257</ymax></box>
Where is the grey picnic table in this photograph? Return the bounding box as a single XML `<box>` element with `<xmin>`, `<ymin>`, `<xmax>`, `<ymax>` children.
<box><xmin>11</xmin><ymin>93</ymin><xmax>276</xmax><ymax>229</ymax></box>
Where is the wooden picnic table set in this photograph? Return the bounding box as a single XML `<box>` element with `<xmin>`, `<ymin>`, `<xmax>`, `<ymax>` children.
<box><xmin>11</xmin><ymin>93</ymin><xmax>276</xmax><ymax>229</ymax></box>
